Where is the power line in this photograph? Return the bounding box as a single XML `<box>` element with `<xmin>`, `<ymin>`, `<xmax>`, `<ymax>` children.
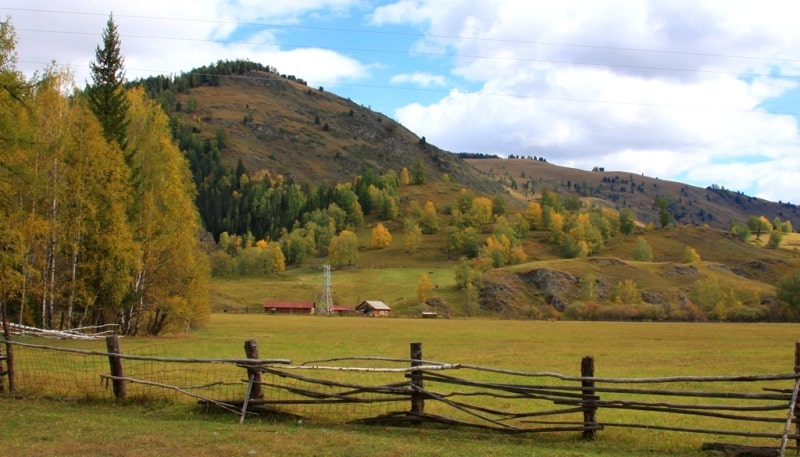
<box><xmin>6</xmin><ymin>6</ymin><xmax>800</xmax><ymax>65</ymax></box>
<box><xmin>14</xmin><ymin>26</ymin><xmax>800</xmax><ymax>84</ymax></box>
<box><xmin>7</xmin><ymin>7</ymin><xmax>800</xmax><ymax>116</ymax></box>
<box><xmin>14</xmin><ymin>60</ymin><xmax>800</xmax><ymax>116</ymax></box>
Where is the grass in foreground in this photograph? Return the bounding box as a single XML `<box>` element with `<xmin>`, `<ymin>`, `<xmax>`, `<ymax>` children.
<box><xmin>1</xmin><ymin>397</ymin><xmax>704</xmax><ymax>457</ymax></box>
<box><xmin>3</xmin><ymin>315</ymin><xmax>800</xmax><ymax>456</ymax></box>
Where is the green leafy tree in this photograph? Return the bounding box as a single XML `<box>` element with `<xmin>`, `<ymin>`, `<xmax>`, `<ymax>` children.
<box><xmin>403</xmin><ymin>218</ymin><xmax>422</xmax><ymax>253</ymax></box>
<box><xmin>86</xmin><ymin>13</ymin><xmax>129</xmax><ymax>152</ymax></box>
<box><xmin>411</xmin><ymin>159</ymin><xmax>426</xmax><ymax>184</ymax></box>
<box><xmin>654</xmin><ymin>196</ymin><xmax>673</xmax><ymax>228</ymax></box>
<box><xmin>491</xmin><ymin>194</ymin><xmax>506</xmax><ymax>216</ymax></box>
<box><xmin>747</xmin><ymin>215</ymin><xmax>772</xmax><ymax>240</ymax></box>
<box><xmin>767</xmin><ymin>230</ymin><xmax>782</xmax><ymax>249</ymax></box>
<box><xmin>633</xmin><ymin>237</ymin><xmax>653</xmax><ymax>261</ymax></box>
<box><xmin>777</xmin><ymin>269</ymin><xmax>800</xmax><ymax>318</ymax></box>
<box><xmin>731</xmin><ymin>221</ymin><xmax>751</xmax><ymax>242</ymax></box>
<box><xmin>683</xmin><ymin>246</ymin><xmax>701</xmax><ymax>263</ymax></box>
<box><xmin>328</xmin><ymin>230</ymin><xmax>359</xmax><ymax>268</ymax></box>
<box><xmin>619</xmin><ymin>208</ymin><xmax>636</xmax><ymax>235</ymax></box>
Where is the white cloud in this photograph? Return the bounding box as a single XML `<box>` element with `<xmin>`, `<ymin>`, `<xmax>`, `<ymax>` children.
<box><xmin>5</xmin><ymin>0</ymin><xmax>369</xmax><ymax>87</ymax></box>
<box><xmin>5</xmin><ymin>0</ymin><xmax>800</xmax><ymax>204</ymax></box>
<box><xmin>390</xmin><ymin>72</ymin><xmax>446</xmax><ymax>87</ymax></box>
<box><xmin>387</xmin><ymin>0</ymin><xmax>800</xmax><ymax>203</ymax></box>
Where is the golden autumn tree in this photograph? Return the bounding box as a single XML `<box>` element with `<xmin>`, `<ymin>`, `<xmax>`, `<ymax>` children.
<box><xmin>400</xmin><ymin>167</ymin><xmax>410</xmax><ymax>185</ymax></box>
<box><xmin>469</xmin><ymin>197</ymin><xmax>493</xmax><ymax>226</ymax></box>
<box><xmin>417</xmin><ymin>273</ymin><xmax>432</xmax><ymax>304</ymax></box>
<box><xmin>0</xmin><ymin>22</ymin><xmax>140</xmax><ymax>330</ymax></box>
<box><xmin>370</xmin><ymin>223</ymin><xmax>392</xmax><ymax>249</ymax></box>
<box><xmin>419</xmin><ymin>200</ymin><xmax>439</xmax><ymax>234</ymax></box>
<box><xmin>525</xmin><ymin>201</ymin><xmax>543</xmax><ymax>229</ymax></box>
<box><xmin>328</xmin><ymin>230</ymin><xmax>359</xmax><ymax>268</ymax></box>
<box><xmin>125</xmin><ymin>88</ymin><xmax>210</xmax><ymax>335</ymax></box>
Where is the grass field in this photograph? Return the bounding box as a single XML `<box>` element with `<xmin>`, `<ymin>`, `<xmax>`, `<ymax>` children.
<box><xmin>3</xmin><ymin>314</ymin><xmax>800</xmax><ymax>456</ymax></box>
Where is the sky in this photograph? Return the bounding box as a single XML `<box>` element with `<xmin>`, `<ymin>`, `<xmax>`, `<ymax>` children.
<box><xmin>2</xmin><ymin>1</ymin><xmax>799</xmax><ymax>204</ymax></box>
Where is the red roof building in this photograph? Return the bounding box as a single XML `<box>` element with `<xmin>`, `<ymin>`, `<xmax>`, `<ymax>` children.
<box><xmin>264</xmin><ymin>301</ymin><xmax>315</xmax><ymax>314</ymax></box>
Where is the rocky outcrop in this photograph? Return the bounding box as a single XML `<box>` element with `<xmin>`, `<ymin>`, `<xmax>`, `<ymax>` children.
<box><xmin>519</xmin><ymin>269</ymin><xmax>579</xmax><ymax>312</ymax></box>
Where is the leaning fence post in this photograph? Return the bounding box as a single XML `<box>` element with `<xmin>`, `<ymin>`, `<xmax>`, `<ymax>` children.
<box><xmin>244</xmin><ymin>339</ymin><xmax>264</xmax><ymax>400</ymax></box>
<box><xmin>581</xmin><ymin>355</ymin><xmax>597</xmax><ymax>440</ymax></box>
<box><xmin>410</xmin><ymin>342</ymin><xmax>424</xmax><ymax>414</ymax></box>
<box><xmin>105</xmin><ymin>335</ymin><xmax>126</xmax><ymax>401</ymax></box>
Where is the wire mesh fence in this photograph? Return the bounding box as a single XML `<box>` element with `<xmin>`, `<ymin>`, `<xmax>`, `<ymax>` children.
<box><xmin>3</xmin><ymin>336</ymin><xmax>800</xmax><ymax>456</ymax></box>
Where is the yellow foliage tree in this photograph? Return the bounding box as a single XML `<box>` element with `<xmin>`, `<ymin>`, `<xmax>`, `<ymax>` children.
<box><xmin>400</xmin><ymin>167</ymin><xmax>410</xmax><ymax>185</ymax></box>
<box><xmin>525</xmin><ymin>202</ymin><xmax>543</xmax><ymax>229</ymax></box>
<box><xmin>547</xmin><ymin>211</ymin><xmax>565</xmax><ymax>244</ymax></box>
<box><xmin>417</xmin><ymin>273</ymin><xmax>432</xmax><ymax>304</ymax></box>
<box><xmin>469</xmin><ymin>197</ymin><xmax>493</xmax><ymax>226</ymax></box>
<box><xmin>420</xmin><ymin>200</ymin><xmax>439</xmax><ymax>234</ymax></box>
<box><xmin>328</xmin><ymin>230</ymin><xmax>359</xmax><ymax>268</ymax></box>
<box><xmin>370</xmin><ymin>223</ymin><xmax>392</xmax><ymax>249</ymax></box>
<box><xmin>612</xmin><ymin>279</ymin><xmax>641</xmax><ymax>305</ymax></box>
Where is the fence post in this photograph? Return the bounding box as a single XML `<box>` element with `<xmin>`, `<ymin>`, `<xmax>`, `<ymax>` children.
<box><xmin>105</xmin><ymin>335</ymin><xmax>126</xmax><ymax>401</ymax></box>
<box><xmin>1</xmin><ymin>303</ymin><xmax>15</xmax><ymax>393</ymax></box>
<box><xmin>410</xmin><ymin>342</ymin><xmax>424</xmax><ymax>414</ymax></box>
<box><xmin>581</xmin><ymin>355</ymin><xmax>597</xmax><ymax>440</ymax></box>
<box><xmin>244</xmin><ymin>339</ymin><xmax>264</xmax><ymax>400</ymax></box>
<box><xmin>794</xmin><ymin>341</ymin><xmax>800</xmax><ymax>450</ymax></box>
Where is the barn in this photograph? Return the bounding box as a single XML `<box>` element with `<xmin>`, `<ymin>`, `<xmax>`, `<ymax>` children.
<box><xmin>355</xmin><ymin>300</ymin><xmax>391</xmax><ymax>318</ymax></box>
<box><xmin>264</xmin><ymin>301</ymin><xmax>315</xmax><ymax>314</ymax></box>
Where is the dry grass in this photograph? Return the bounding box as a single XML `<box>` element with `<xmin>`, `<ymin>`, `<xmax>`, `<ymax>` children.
<box><xmin>4</xmin><ymin>315</ymin><xmax>800</xmax><ymax>456</ymax></box>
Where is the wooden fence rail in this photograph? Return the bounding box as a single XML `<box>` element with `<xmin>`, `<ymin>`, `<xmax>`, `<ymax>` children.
<box><xmin>2</xmin><ymin>336</ymin><xmax>800</xmax><ymax>456</ymax></box>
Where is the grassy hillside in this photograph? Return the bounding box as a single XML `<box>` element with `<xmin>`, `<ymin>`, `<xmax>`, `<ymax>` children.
<box><xmin>170</xmin><ymin>69</ymin><xmax>498</xmax><ymax>194</ymax></box>
<box><xmin>466</xmin><ymin>158</ymin><xmax>800</xmax><ymax>232</ymax></box>
<box><xmin>211</xmin><ymin>224</ymin><xmax>800</xmax><ymax>320</ymax></box>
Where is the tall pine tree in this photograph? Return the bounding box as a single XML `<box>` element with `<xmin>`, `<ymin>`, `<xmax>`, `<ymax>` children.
<box><xmin>87</xmin><ymin>13</ymin><xmax>129</xmax><ymax>152</ymax></box>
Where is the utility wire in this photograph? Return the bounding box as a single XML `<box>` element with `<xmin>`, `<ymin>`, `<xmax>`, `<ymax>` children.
<box><xmin>6</xmin><ymin>6</ymin><xmax>800</xmax><ymax>65</ymax></box>
<box><xmin>14</xmin><ymin>26</ymin><xmax>800</xmax><ymax>83</ymax></box>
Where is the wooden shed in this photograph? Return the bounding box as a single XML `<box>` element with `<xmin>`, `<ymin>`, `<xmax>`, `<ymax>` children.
<box><xmin>355</xmin><ymin>300</ymin><xmax>391</xmax><ymax>318</ymax></box>
<box><xmin>264</xmin><ymin>301</ymin><xmax>315</xmax><ymax>314</ymax></box>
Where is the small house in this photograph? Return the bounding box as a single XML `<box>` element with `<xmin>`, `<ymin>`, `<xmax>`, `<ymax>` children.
<box><xmin>264</xmin><ymin>301</ymin><xmax>315</xmax><ymax>314</ymax></box>
<box><xmin>355</xmin><ymin>300</ymin><xmax>391</xmax><ymax>318</ymax></box>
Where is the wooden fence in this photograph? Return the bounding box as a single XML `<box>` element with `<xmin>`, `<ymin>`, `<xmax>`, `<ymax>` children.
<box><xmin>2</xmin><ymin>335</ymin><xmax>800</xmax><ymax>456</ymax></box>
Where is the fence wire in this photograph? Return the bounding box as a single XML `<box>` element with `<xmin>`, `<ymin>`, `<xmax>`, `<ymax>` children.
<box><xmin>2</xmin><ymin>337</ymin><xmax>800</xmax><ymax>455</ymax></box>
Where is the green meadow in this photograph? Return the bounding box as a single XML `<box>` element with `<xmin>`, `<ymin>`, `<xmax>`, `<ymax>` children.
<box><xmin>3</xmin><ymin>314</ymin><xmax>800</xmax><ymax>456</ymax></box>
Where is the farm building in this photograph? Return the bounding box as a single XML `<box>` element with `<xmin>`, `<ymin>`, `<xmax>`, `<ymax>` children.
<box><xmin>355</xmin><ymin>300</ymin><xmax>391</xmax><ymax>318</ymax></box>
<box><xmin>264</xmin><ymin>301</ymin><xmax>315</xmax><ymax>314</ymax></box>
<box><xmin>331</xmin><ymin>306</ymin><xmax>355</xmax><ymax>316</ymax></box>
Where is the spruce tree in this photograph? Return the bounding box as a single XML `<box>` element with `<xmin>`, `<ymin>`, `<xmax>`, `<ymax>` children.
<box><xmin>87</xmin><ymin>13</ymin><xmax>129</xmax><ymax>152</ymax></box>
